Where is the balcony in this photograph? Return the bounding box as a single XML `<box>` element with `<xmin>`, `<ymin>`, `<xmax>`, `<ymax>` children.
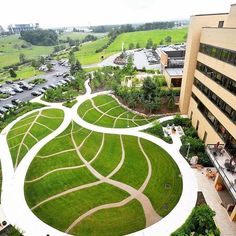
<box><xmin>206</xmin><ymin>144</ymin><xmax>236</xmax><ymax>202</ymax></box>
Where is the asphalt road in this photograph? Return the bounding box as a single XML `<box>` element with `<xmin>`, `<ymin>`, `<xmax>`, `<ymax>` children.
<box><xmin>0</xmin><ymin>62</ymin><xmax>68</xmax><ymax>108</ymax></box>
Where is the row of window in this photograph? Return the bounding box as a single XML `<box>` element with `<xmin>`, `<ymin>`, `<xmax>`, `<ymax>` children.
<box><xmin>196</xmin><ymin>61</ymin><xmax>236</xmax><ymax>95</ymax></box>
<box><xmin>191</xmin><ymin>92</ymin><xmax>236</xmax><ymax>156</ymax></box>
<box><xmin>199</xmin><ymin>43</ymin><xmax>236</xmax><ymax>66</ymax></box>
<box><xmin>193</xmin><ymin>78</ymin><xmax>236</xmax><ymax>124</ymax></box>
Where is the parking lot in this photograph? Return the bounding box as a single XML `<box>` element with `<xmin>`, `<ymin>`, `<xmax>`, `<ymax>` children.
<box><xmin>0</xmin><ymin>61</ymin><xmax>69</xmax><ymax>110</ymax></box>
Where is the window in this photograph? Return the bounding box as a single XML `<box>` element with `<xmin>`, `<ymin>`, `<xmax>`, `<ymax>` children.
<box><xmin>199</xmin><ymin>43</ymin><xmax>236</xmax><ymax>66</ymax></box>
<box><xmin>196</xmin><ymin>120</ymin><xmax>199</xmax><ymax>131</ymax></box>
<box><xmin>218</xmin><ymin>21</ymin><xmax>224</xmax><ymax>28</ymax></box>
<box><xmin>203</xmin><ymin>131</ymin><xmax>207</xmax><ymax>143</ymax></box>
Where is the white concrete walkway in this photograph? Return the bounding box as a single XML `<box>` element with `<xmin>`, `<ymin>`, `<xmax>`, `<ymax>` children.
<box><xmin>0</xmin><ymin>78</ymin><xmax>197</xmax><ymax>236</ymax></box>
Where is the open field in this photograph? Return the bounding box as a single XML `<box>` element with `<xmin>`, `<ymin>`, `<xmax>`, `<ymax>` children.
<box><xmin>24</xmin><ymin>120</ymin><xmax>182</xmax><ymax>235</ymax></box>
<box><xmin>78</xmin><ymin>95</ymin><xmax>157</xmax><ymax>128</ymax></box>
<box><xmin>0</xmin><ymin>65</ymin><xmax>43</xmax><ymax>83</ymax></box>
<box><xmin>74</xmin><ymin>37</ymin><xmax>114</xmax><ymax>65</ymax></box>
<box><xmin>0</xmin><ymin>35</ymin><xmax>53</xmax><ymax>69</ymax></box>
<box><xmin>107</xmin><ymin>28</ymin><xmax>188</xmax><ymax>52</ymax></box>
<box><xmin>7</xmin><ymin>109</ymin><xmax>64</xmax><ymax>168</ymax></box>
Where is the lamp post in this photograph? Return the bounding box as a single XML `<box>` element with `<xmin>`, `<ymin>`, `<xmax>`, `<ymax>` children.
<box><xmin>186</xmin><ymin>143</ymin><xmax>190</xmax><ymax>160</ymax></box>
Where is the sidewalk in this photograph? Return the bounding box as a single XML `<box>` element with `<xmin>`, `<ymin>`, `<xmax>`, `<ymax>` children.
<box><xmin>194</xmin><ymin>169</ymin><xmax>236</xmax><ymax>236</ymax></box>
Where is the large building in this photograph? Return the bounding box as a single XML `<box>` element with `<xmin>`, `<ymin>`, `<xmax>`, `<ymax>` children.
<box><xmin>157</xmin><ymin>44</ymin><xmax>186</xmax><ymax>87</ymax></box>
<box><xmin>179</xmin><ymin>4</ymin><xmax>236</xmax><ymax>220</ymax></box>
<box><xmin>8</xmin><ymin>23</ymin><xmax>39</xmax><ymax>34</ymax></box>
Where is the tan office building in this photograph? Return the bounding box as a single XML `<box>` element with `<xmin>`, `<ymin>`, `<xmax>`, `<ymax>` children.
<box><xmin>179</xmin><ymin>4</ymin><xmax>236</xmax><ymax>220</ymax></box>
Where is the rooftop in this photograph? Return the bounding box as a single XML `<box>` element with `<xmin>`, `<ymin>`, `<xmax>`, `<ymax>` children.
<box><xmin>166</xmin><ymin>68</ymin><xmax>183</xmax><ymax>77</ymax></box>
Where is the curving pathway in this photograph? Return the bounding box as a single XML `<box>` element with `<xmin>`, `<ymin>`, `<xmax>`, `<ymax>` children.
<box><xmin>0</xmin><ymin>78</ymin><xmax>198</xmax><ymax>236</ymax></box>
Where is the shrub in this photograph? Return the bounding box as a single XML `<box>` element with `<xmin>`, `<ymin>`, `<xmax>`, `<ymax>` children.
<box><xmin>171</xmin><ymin>205</ymin><xmax>220</xmax><ymax>236</ymax></box>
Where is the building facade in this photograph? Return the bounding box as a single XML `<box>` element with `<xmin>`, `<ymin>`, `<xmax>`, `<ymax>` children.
<box><xmin>8</xmin><ymin>23</ymin><xmax>39</xmax><ymax>34</ymax></box>
<box><xmin>179</xmin><ymin>4</ymin><xmax>236</xmax><ymax>220</ymax></box>
<box><xmin>157</xmin><ymin>45</ymin><xmax>186</xmax><ymax>87</ymax></box>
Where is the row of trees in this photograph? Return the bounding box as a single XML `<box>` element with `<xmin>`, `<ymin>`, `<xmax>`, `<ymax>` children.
<box><xmin>20</xmin><ymin>29</ymin><xmax>58</xmax><ymax>46</ymax></box>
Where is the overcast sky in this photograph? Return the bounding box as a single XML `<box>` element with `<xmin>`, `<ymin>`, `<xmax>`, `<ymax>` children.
<box><xmin>0</xmin><ymin>0</ymin><xmax>235</xmax><ymax>29</ymax></box>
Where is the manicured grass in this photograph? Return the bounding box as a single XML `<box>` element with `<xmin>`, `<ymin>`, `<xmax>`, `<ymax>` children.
<box><xmin>33</xmin><ymin>183</ymin><xmax>129</xmax><ymax>232</ymax></box>
<box><xmin>24</xmin><ymin>120</ymin><xmax>182</xmax><ymax>234</ymax></box>
<box><xmin>62</xmin><ymin>99</ymin><xmax>77</xmax><ymax>108</ymax></box>
<box><xmin>112</xmin><ymin>136</ymin><xmax>148</xmax><ymax>189</ymax></box>
<box><xmin>7</xmin><ymin>109</ymin><xmax>64</xmax><ymax>167</ymax></box>
<box><xmin>92</xmin><ymin>134</ymin><xmax>122</xmax><ymax>176</ymax></box>
<box><xmin>78</xmin><ymin>95</ymin><xmax>156</xmax><ymax>128</ymax></box>
<box><xmin>72</xmin><ymin>199</ymin><xmax>145</xmax><ymax>236</ymax></box>
<box><xmin>0</xmin><ymin>35</ymin><xmax>53</xmax><ymax>69</ymax></box>
<box><xmin>74</xmin><ymin>37</ymin><xmax>114</xmax><ymax>65</ymax></box>
<box><xmin>141</xmin><ymin>139</ymin><xmax>183</xmax><ymax>217</ymax></box>
<box><xmin>107</xmin><ymin>28</ymin><xmax>188</xmax><ymax>52</ymax></box>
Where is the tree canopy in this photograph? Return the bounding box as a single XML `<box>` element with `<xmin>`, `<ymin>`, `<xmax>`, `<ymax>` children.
<box><xmin>20</xmin><ymin>29</ymin><xmax>58</xmax><ymax>46</ymax></box>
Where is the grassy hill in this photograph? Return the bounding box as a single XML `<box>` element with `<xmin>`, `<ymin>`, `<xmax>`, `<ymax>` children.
<box><xmin>107</xmin><ymin>28</ymin><xmax>188</xmax><ymax>52</ymax></box>
<box><xmin>0</xmin><ymin>35</ymin><xmax>53</xmax><ymax>69</ymax></box>
<box><xmin>73</xmin><ymin>28</ymin><xmax>187</xmax><ymax>65</ymax></box>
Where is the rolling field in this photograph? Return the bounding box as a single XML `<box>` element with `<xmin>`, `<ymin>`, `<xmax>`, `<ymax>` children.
<box><xmin>107</xmin><ymin>28</ymin><xmax>188</xmax><ymax>52</ymax></box>
<box><xmin>78</xmin><ymin>95</ymin><xmax>157</xmax><ymax>128</ymax></box>
<box><xmin>7</xmin><ymin>109</ymin><xmax>64</xmax><ymax>168</ymax></box>
<box><xmin>74</xmin><ymin>37</ymin><xmax>114</xmax><ymax>65</ymax></box>
<box><xmin>24</xmin><ymin>121</ymin><xmax>182</xmax><ymax>235</ymax></box>
<box><xmin>0</xmin><ymin>35</ymin><xmax>53</xmax><ymax>69</ymax></box>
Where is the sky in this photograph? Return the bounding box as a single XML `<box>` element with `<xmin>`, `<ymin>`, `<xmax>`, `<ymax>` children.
<box><xmin>0</xmin><ymin>0</ymin><xmax>235</xmax><ymax>29</ymax></box>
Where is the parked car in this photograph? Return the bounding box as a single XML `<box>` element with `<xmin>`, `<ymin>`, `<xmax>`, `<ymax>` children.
<box><xmin>21</xmin><ymin>84</ymin><xmax>33</xmax><ymax>90</ymax></box>
<box><xmin>64</xmin><ymin>78</ymin><xmax>71</xmax><ymax>83</ymax></box>
<box><xmin>0</xmin><ymin>107</ymin><xmax>8</xmax><ymax>114</ymax></box>
<box><xmin>6</xmin><ymin>80</ymin><xmax>13</xmax><ymax>84</ymax></box>
<box><xmin>3</xmin><ymin>104</ymin><xmax>16</xmax><ymax>109</ymax></box>
<box><xmin>42</xmin><ymin>85</ymin><xmax>50</xmax><ymax>90</ymax></box>
<box><xmin>49</xmin><ymin>84</ymin><xmax>56</xmax><ymax>89</ymax></box>
<box><xmin>62</xmin><ymin>72</ymin><xmax>69</xmax><ymax>78</ymax></box>
<box><xmin>11</xmin><ymin>99</ymin><xmax>22</xmax><ymax>105</ymax></box>
<box><xmin>38</xmin><ymin>88</ymin><xmax>46</xmax><ymax>94</ymax></box>
<box><xmin>31</xmin><ymin>91</ymin><xmax>42</xmax><ymax>96</ymax></box>
<box><xmin>12</xmin><ymin>86</ymin><xmax>23</xmax><ymax>93</ymax></box>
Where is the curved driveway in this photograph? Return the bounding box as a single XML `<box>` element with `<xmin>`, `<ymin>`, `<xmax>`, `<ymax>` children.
<box><xmin>0</xmin><ymin>78</ymin><xmax>197</xmax><ymax>236</ymax></box>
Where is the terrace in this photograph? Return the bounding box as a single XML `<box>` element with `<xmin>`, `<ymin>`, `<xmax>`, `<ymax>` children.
<box><xmin>206</xmin><ymin>144</ymin><xmax>236</xmax><ymax>202</ymax></box>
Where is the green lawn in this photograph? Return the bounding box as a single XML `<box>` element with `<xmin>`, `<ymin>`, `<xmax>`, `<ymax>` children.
<box><xmin>0</xmin><ymin>65</ymin><xmax>43</xmax><ymax>84</ymax></box>
<box><xmin>7</xmin><ymin>109</ymin><xmax>64</xmax><ymax>168</ymax></box>
<box><xmin>78</xmin><ymin>95</ymin><xmax>156</xmax><ymax>128</ymax></box>
<box><xmin>24</xmin><ymin>120</ymin><xmax>182</xmax><ymax>235</ymax></box>
<box><xmin>107</xmin><ymin>28</ymin><xmax>188</xmax><ymax>52</ymax></box>
<box><xmin>74</xmin><ymin>37</ymin><xmax>114</xmax><ymax>65</ymax></box>
<box><xmin>0</xmin><ymin>35</ymin><xmax>53</xmax><ymax>69</ymax></box>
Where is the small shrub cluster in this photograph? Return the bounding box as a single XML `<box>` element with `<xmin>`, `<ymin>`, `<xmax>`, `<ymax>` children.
<box><xmin>95</xmin><ymin>35</ymin><xmax>117</xmax><ymax>53</ymax></box>
<box><xmin>171</xmin><ymin>204</ymin><xmax>220</xmax><ymax>236</ymax></box>
<box><xmin>145</xmin><ymin>121</ymin><xmax>172</xmax><ymax>143</ymax></box>
<box><xmin>30</xmin><ymin>78</ymin><xmax>46</xmax><ymax>85</ymax></box>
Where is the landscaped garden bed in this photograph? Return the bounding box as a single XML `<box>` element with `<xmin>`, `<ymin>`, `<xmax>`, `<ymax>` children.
<box><xmin>24</xmin><ymin>121</ymin><xmax>182</xmax><ymax>235</ymax></box>
<box><xmin>78</xmin><ymin>94</ymin><xmax>157</xmax><ymax>128</ymax></box>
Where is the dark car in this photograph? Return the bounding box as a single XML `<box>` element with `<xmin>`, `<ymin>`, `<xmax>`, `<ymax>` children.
<box><xmin>11</xmin><ymin>99</ymin><xmax>22</xmax><ymax>105</ymax></box>
<box><xmin>31</xmin><ymin>91</ymin><xmax>42</xmax><ymax>96</ymax></box>
<box><xmin>42</xmin><ymin>85</ymin><xmax>50</xmax><ymax>90</ymax></box>
<box><xmin>3</xmin><ymin>104</ymin><xmax>16</xmax><ymax>109</ymax></box>
<box><xmin>6</xmin><ymin>80</ymin><xmax>13</xmax><ymax>84</ymax></box>
<box><xmin>49</xmin><ymin>84</ymin><xmax>56</xmax><ymax>89</ymax></box>
<box><xmin>62</xmin><ymin>72</ymin><xmax>69</xmax><ymax>78</ymax></box>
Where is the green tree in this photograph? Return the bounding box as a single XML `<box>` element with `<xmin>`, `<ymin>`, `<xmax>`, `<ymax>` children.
<box><xmin>39</xmin><ymin>56</ymin><xmax>45</xmax><ymax>65</ymax></box>
<box><xmin>70</xmin><ymin>60</ymin><xmax>82</xmax><ymax>75</ymax></box>
<box><xmin>9</xmin><ymin>69</ymin><xmax>17</xmax><ymax>78</ymax></box>
<box><xmin>146</xmin><ymin>38</ymin><xmax>153</xmax><ymax>49</ymax></box>
<box><xmin>19</xmin><ymin>53</ymin><xmax>26</xmax><ymax>63</ymax></box>
<box><xmin>129</xmin><ymin>43</ymin><xmax>134</xmax><ymax>50</ymax></box>
<box><xmin>122</xmin><ymin>56</ymin><xmax>134</xmax><ymax>76</ymax></box>
<box><xmin>165</xmin><ymin>35</ymin><xmax>172</xmax><ymax>43</ymax></box>
<box><xmin>31</xmin><ymin>59</ymin><xmax>41</xmax><ymax>69</ymax></box>
<box><xmin>152</xmin><ymin>43</ymin><xmax>157</xmax><ymax>50</ymax></box>
<box><xmin>183</xmin><ymin>33</ymin><xmax>188</xmax><ymax>41</ymax></box>
<box><xmin>142</xmin><ymin>77</ymin><xmax>157</xmax><ymax>100</ymax></box>
<box><xmin>47</xmin><ymin>63</ymin><xmax>53</xmax><ymax>71</ymax></box>
<box><xmin>159</xmin><ymin>39</ymin><xmax>164</xmax><ymax>45</ymax></box>
<box><xmin>68</xmin><ymin>51</ymin><xmax>76</xmax><ymax>64</ymax></box>
<box><xmin>136</xmin><ymin>42</ymin><xmax>140</xmax><ymax>48</ymax></box>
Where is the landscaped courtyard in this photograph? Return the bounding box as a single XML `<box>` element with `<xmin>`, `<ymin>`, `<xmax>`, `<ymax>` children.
<box><xmin>78</xmin><ymin>95</ymin><xmax>157</xmax><ymax>128</ymax></box>
<box><xmin>0</xmin><ymin>83</ymin><xmax>192</xmax><ymax>236</ymax></box>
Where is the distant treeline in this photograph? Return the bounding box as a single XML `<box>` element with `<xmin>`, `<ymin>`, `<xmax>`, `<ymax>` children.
<box><xmin>20</xmin><ymin>29</ymin><xmax>58</xmax><ymax>46</ymax></box>
<box><xmin>91</xmin><ymin>21</ymin><xmax>178</xmax><ymax>33</ymax></box>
